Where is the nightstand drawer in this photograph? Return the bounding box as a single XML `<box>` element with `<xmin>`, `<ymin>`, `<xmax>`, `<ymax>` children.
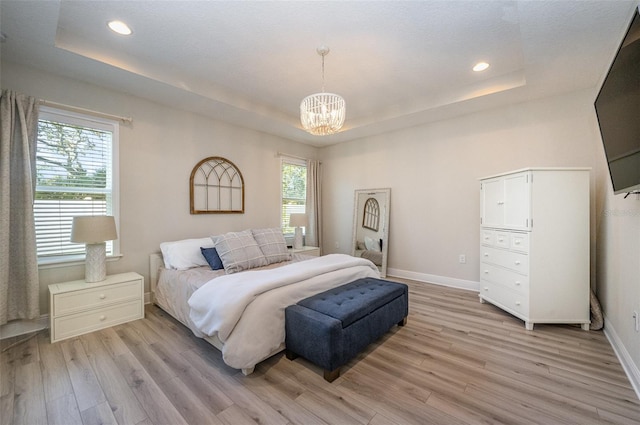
<box><xmin>52</xmin><ymin>300</ymin><xmax>143</xmax><ymax>343</ymax></box>
<box><xmin>53</xmin><ymin>279</ymin><xmax>142</xmax><ymax>316</ymax></box>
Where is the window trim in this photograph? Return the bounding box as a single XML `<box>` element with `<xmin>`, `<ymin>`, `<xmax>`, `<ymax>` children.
<box><xmin>280</xmin><ymin>156</ymin><xmax>307</xmax><ymax>238</ymax></box>
<box><xmin>36</xmin><ymin>106</ymin><xmax>120</xmax><ymax>266</ymax></box>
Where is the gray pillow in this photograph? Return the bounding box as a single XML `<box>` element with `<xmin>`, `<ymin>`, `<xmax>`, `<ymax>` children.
<box><xmin>251</xmin><ymin>228</ymin><xmax>292</xmax><ymax>265</ymax></box>
<box><xmin>212</xmin><ymin>230</ymin><xmax>268</xmax><ymax>274</ymax></box>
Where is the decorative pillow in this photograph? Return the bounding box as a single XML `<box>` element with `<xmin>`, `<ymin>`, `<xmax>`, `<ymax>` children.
<box><xmin>200</xmin><ymin>247</ymin><xmax>224</xmax><ymax>270</ymax></box>
<box><xmin>160</xmin><ymin>237</ymin><xmax>214</xmax><ymax>270</ymax></box>
<box><xmin>251</xmin><ymin>228</ymin><xmax>292</xmax><ymax>265</ymax></box>
<box><xmin>213</xmin><ymin>230</ymin><xmax>268</xmax><ymax>274</ymax></box>
<box><xmin>364</xmin><ymin>236</ymin><xmax>381</xmax><ymax>252</ymax></box>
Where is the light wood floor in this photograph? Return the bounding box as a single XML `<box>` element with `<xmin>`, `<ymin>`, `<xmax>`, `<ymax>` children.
<box><xmin>2</xmin><ymin>279</ymin><xmax>640</xmax><ymax>425</ymax></box>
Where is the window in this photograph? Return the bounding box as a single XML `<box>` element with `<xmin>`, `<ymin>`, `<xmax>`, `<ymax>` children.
<box><xmin>281</xmin><ymin>158</ymin><xmax>307</xmax><ymax>235</ymax></box>
<box><xmin>35</xmin><ymin>107</ymin><xmax>119</xmax><ymax>263</ymax></box>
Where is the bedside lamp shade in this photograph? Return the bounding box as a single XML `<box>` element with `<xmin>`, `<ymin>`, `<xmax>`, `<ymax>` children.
<box><xmin>288</xmin><ymin>213</ymin><xmax>308</xmax><ymax>250</ymax></box>
<box><xmin>71</xmin><ymin>216</ymin><xmax>117</xmax><ymax>282</ymax></box>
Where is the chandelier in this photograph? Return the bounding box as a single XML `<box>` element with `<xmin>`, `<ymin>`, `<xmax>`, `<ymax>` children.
<box><xmin>300</xmin><ymin>46</ymin><xmax>346</xmax><ymax>135</ymax></box>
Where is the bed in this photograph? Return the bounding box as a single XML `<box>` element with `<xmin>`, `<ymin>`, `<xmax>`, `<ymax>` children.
<box><xmin>149</xmin><ymin>228</ymin><xmax>379</xmax><ymax>375</ymax></box>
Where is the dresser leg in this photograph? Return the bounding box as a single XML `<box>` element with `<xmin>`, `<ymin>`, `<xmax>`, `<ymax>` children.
<box><xmin>525</xmin><ymin>321</ymin><xmax>534</xmax><ymax>331</ymax></box>
<box><xmin>581</xmin><ymin>323</ymin><xmax>590</xmax><ymax>331</ymax></box>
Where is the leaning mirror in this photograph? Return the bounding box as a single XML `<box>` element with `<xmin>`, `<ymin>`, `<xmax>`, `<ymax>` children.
<box><xmin>352</xmin><ymin>188</ymin><xmax>390</xmax><ymax>277</ymax></box>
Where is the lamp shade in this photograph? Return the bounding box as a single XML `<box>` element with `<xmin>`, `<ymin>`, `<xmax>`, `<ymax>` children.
<box><xmin>71</xmin><ymin>216</ymin><xmax>117</xmax><ymax>243</ymax></box>
<box><xmin>288</xmin><ymin>213</ymin><xmax>308</xmax><ymax>228</ymax></box>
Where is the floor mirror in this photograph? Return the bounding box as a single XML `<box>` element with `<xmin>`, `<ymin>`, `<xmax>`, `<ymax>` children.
<box><xmin>351</xmin><ymin>188</ymin><xmax>390</xmax><ymax>277</ymax></box>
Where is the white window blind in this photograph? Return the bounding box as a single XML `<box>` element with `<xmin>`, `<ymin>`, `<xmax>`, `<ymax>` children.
<box><xmin>281</xmin><ymin>158</ymin><xmax>307</xmax><ymax>234</ymax></box>
<box><xmin>35</xmin><ymin>107</ymin><xmax>119</xmax><ymax>262</ymax></box>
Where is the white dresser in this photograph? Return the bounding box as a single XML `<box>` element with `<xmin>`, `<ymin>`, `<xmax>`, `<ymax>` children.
<box><xmin>479</xmin><ymin>168</ymin><xmax>590</xmax><ymax>330</ymax></box>
<box><xmin>49</xmin><ymin>272</ymin><xmax>144</xmax><ymax>343</ymax></box>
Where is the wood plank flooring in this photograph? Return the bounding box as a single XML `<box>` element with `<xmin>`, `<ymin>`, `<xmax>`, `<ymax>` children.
<box><xmin>2</xmin><ymin>279</ymin><xmax>639</xmax><ymax>425</ymax></box>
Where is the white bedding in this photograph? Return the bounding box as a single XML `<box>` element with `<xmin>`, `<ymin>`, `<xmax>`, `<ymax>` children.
<box><xmin>188</xmin><ymin>254</ymin><xmax>379</xmax><ymax>370</ymax></box>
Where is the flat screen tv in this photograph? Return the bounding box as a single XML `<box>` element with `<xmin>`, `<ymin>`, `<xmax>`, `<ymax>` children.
<box><xmin>594</xmin><ymin>6</ymin><xmax>640</xmax><ymax>195</ymax></box>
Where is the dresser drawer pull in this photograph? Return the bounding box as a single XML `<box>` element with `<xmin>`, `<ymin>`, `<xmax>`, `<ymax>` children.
<box><xmin>99</xmin><ymin>294</ymin><xmax>106</xmax><ymax>300</ymax></box>
<box><xmin>497</xmin><ymin>201</ymin><xmax>504</xmax><ymax>205</ymax></box>
<box><xmin>484</xmin><ymin>270</ymin><xmax>489</xmax><ymax>274</ymax></box>
<box><xmin>515</xmin><ymin>261</ymin><xmax>521</xmax><ymax>265</ymax></box>
<box><xmin>515</xmin><ymin>301</ymin><xmax>521</xmax><ymax>306</ymax></box>
<box><xmin>99</xmin><ymin>315</ymin><xmax>106</xmax><ymax>321</ymax></box>
<box><xmin>483</xmin><ymin>252</ymin><xmax>489</xmax><ymax>257</ymax></box>
<box><xmin>484</xmin><ymin>236</ymin><xmax>490</xmax><ymax>240</ymax></box>
<box><xmin>498</xmin><ymin>238</ymin><xmax>505</xmax><ymax>242</ymax></box>
<box><xmin>483</xmin><ymin>287</ymin><xmax>489</xmax><ymax>291</ymax></box>
<box><xmin>514</xmin><ymin>240</ymin><xmax>521</xmax><ymax>245</ymax></box>
<box><xmin>515</xmin><ymin>281</ymin><xmax>521</xmax><ymax>286</ymax></box>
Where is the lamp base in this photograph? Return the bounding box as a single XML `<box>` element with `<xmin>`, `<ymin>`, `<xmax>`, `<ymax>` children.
<box><xmin>85</xmin><ymin>242</ymin><xmax>107</xmax><ymax>283</ymax></box>
<box><xmin>293</xmin><ymin>227</ymin><xmax>303</xmax><ymax>250</ymax></box>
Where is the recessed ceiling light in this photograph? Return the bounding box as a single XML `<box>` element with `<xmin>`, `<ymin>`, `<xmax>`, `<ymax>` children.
<box><xmin>108</xmin><ymin>20</ymin><xmax>132</xmax><ymax>36</ymax></box>
<box><xmin>473</xmin><ymin>62</ymin><xmax>490</xmax><ymax>72</ymax></box>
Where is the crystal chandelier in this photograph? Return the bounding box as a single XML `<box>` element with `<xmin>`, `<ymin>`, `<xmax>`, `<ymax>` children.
<box><xmin>300</xmin><ymin>46</ymin><xmax>345</xmax><ymax>136</ymax></box>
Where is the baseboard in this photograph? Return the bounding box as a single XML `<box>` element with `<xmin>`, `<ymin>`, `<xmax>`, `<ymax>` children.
<box><xmin>0</xmin><ymin>315</ymin><xmax>49</xmax><ymax>340</ymax></box>
<box><xmin>386</xmin><ymin>268</ymin><xmax>480</xmax><ymax>292</ymax></box>
<box><xmin>603</xmin><ymin>314</ymin><xmax>640</xmax><ymax>400</ymax></box>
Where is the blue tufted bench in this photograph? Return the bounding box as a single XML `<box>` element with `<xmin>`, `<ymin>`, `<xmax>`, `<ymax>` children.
<box><xmin>285</xmin><ymin>277</ymin><xmax>408</xmax><ymax>382</ymax></box>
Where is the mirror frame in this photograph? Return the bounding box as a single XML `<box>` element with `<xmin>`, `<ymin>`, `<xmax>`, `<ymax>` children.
<box><xmin>351</xmin><ymin>188</ymin><xmax>390</xmax><ymax>277</ymax></box>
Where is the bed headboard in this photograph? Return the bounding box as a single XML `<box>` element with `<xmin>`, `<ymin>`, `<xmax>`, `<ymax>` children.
<box><xmin>149</xmin><ymin>252</ymin><xmax>164</xmax><ymax>297</ymax></box>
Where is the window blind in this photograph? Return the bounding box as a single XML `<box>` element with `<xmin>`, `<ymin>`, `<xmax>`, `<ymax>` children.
<box><xmin>35</xmin><ymin>112</ymin><xmax>116</xmax><ymax>260</ymax></box>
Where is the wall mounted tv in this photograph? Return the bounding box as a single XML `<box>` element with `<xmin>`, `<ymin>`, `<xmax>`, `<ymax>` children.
<box><xmin>594</xmin><ymin>6</ymin><xmax>640</xmax><ymax>195</ymax></box>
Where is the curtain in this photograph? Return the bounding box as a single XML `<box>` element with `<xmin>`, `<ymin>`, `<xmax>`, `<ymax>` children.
<box><xmin>0</xmin><ymin>90</ymin><xmax>40</xmax><ymax>325</ymax></box>
<box><xmin>305</xmin><ymin>160</ymin><xmax>322</xmax><ymax>251</ymax></box>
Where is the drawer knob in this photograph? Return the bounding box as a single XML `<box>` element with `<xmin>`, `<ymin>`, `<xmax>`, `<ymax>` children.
<box><xmin>99</xmin><ymin>315</ymin><xmax>106</xmax><ymax>321</ymax></box>
<box><xmin>498</xmin><ymin>238</ymin><xmax>504</xmax><ymax>242</ymax></box>
<box><xmin>484</xmin><ymin>236</ymin><xmax>490</xmax><ymax>240</ymax></box>
<box><xmin>515</xmin><ymin>301</ymin><xmax>521</xmax><ymax>306</ymax></box>
<box><xmin>515</xmin><ymin>281</ymin><xmax>521</xmax><ymax>286</ymax></box>
<box><xmin>99</xmin><ymin>294</ymin><xmax>106</xmax><ymax>300</ymax></box>
<box><xmin>484</xmin><ymin>270</ymin><xmax>489</xmax><ymax>274</ymax></box>
<box><xmin>497</xmin><ymin>201</ymin><xmax>504</xmax><ymax>205</ymax></box>
<box><xmin>483</xmin><ymin>253</ymin><xmax>489</xmax><ymax>257</ymax></box>
<box><xmin>515</xmin><ymin>261</ymin><xmax>521</xmax><ymax>265</ymax></box>
<box><xmin>514</xmin><ymin>240</ymin><xmax>521</xmax><ymax>245</ymax></box>
<box><xmin>484</xmin><ymin>287</ymin><xmax>489</xmax><ymax>291</ymax></box>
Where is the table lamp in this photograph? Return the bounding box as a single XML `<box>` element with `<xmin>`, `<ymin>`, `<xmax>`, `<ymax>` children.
<box><xmin>288</xmin><ymin>213</ymin><xmax>308</xmax><ymax>250</ymax></box>
<box><xmin>71</xmin><ymin>216</ymin><xmax>118</xmax><ymax>282</ymax></box>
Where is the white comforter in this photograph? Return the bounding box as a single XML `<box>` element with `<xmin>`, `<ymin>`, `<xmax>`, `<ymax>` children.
<box><xmin>188</xmin><ymin>254</ymin><xmax>379</xmax><ymax>369</ymax></box>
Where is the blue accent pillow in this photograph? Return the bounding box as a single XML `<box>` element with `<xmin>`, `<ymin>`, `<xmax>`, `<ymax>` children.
<box><xmin>200</xmin><ymin>247</ymin><xmax>224</xmax><ymax>270</ymax></box>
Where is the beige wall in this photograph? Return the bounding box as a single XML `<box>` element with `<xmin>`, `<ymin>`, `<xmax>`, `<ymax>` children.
<box><xmin>1</xmin><ymin>62</ymin><xmax>317</xmax><ymax>313</ymax></box>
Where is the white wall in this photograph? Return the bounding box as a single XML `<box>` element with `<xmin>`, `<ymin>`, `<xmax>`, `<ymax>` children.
<box><xmin>1</xmin><ymin>61</ymin><xmax>317</xmax><ymax>313</ymax></box>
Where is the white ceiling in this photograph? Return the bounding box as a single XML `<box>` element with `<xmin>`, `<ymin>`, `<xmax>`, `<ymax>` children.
<box><xmin>1</xmin><ymin>1</ymin><xmax>637</xmax><ymax>146</ymax></box>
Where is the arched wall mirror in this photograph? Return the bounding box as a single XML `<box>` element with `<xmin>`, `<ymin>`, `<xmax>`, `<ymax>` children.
<box><xmin>352</xmin><ymin>188</ymin><xmax>390</xmax><ymax>277</ymax></box>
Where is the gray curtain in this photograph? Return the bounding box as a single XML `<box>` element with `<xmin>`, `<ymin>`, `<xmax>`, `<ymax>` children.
<box><xmin>305</xmin><ymin>160</ymin><xmax>322</xmax><ymax>251</ymax></box>
<box><xmin>0</xmin><ymin>89</ymin><xmax>40</xmax><ymax>325</ymax></box>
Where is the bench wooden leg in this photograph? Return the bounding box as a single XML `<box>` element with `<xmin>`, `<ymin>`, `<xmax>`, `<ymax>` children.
<box><xmin>324</xmin><ymin>368</ymin><xmax>340</xmax><ymax>383</ymax></box>
<box><xmin>398</xmin><ymin>317</ymin><xmax>407</xmax><ymax>326</ymax></box>
<box><xmin>285</xmin><ymin>349</ymin><xmax>298</xmax><ymax>360</ymax></box>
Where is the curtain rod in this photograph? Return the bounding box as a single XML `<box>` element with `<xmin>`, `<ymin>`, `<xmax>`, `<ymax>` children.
<box><xmin>39</xmin><ymin>100</ymin><xmax>133</xmax><ymax>124</ymax></box>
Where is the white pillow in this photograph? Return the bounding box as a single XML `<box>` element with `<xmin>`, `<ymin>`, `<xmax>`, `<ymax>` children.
<box><xmin>160</xmin><ymin>237</ymin><xmax>214</xmax><ymax>270</ymax></box>
<box><xmin>364</xmin><ymin>236</ymin><xmax>381</xmax><ymax>252</ymax></box>
<box><xmin>213</xmin><ymin>230</ymin><xmax>268</xmax><ymax>274</ymax></box>
<box><xmin>251</xmin><ymin>228</ymin><xmax>292</xmax><ymax>265</ymax></box>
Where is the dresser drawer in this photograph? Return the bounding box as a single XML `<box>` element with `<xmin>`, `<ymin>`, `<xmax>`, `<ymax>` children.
<box><xmin>52</xmin><ymin>279</ymin><xmax>142</xmax><ymax>316</ymax></box>
<box><xmin>480</xmin><ymin>246</ymin><xmax>529</xmax><ymax>274</ymax></box>
<box><xmin>480</xmin><ymin>229</ymin><xmax>510</xmax><ymax>249</ymax></box>
<box><xmin>510</xmin><ymin>232</ymin><xmax>529</xmax><ymax>253</ymax></box>
<box><xmin>52</xmin><ymin>300</ymin><xmax>143</xmax><ymax>342</ymax></box>
<box><xmin>480</xmin><ymin>281</ymin><xmax>529</xmax><ymax>318</ymax></box>
<box><xmin>480</xmin><ymin>262</ymin><xmax>529</xmax><ymax>294</ymax></box>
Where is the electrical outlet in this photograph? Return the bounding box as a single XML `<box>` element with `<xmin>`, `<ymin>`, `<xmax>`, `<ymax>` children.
<box><xmin>634</xmin><ymin>310</ymin><xmax>639</xmax><ymax>332</ymax></box>
<box><xmin>459</xmin><ymin>254</ymin><xmax>466</xmax><ymax>264</ymax></box>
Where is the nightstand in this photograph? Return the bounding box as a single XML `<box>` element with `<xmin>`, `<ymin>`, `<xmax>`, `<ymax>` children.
<box><xmin>289</xmin><ymin>246</ymin><xmax>321</xmax><ymax>257</ymax></box>
<box><xmin>49</xmin><ymin>272</ymin><xmax>144</xmax><ymax>343</ymax></box>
